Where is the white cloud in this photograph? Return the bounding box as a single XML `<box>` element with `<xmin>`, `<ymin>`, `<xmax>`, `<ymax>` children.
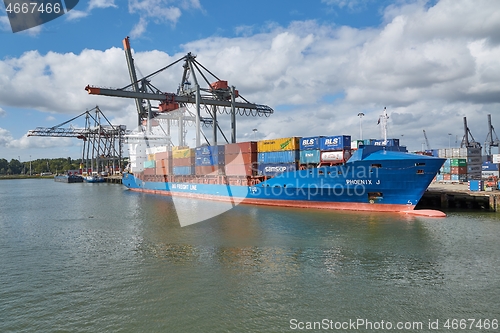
<box><xmin>88</xmin><ymin>0</ymin><xmax>118</xmax><ymax>10</ymax></box>
<box><xmin>0</xmin><ymin>128</ymin><xmax>13</xmax><ymax>146</ymax></box>
<box><xmin>0</xmin><ymin>15</ymin><xmax>10</xmax><ymax>32</ymax></box>
<box><xmin>128</xmin><ymin>0</ymin><xmax>183</xmax><ymax>34</ymax></box>
<box><xmin>66</xmin><ymin>10</ymin><xmax>89</xmax><ymax>21</ymax></box>
<box><xmin>7</xmin><ymin>134</ymin><xmax>75</xmax><ymax>149</ymax></box>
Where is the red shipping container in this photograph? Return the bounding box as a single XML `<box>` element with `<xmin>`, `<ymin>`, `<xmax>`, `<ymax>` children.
<box><xmin>224</xmin><ymin>164</ymin><xmax>256</xmax><ymax>176</ymax></box>
<box><xmin>225</xmin><ymin>152</ymin><xmax>257</xmax><ymax>165</ymax></box>
<box><xmin>144</xmin><ymin>168</ymin><xmax>156</xmax><ymax>176</ymax></box>
<box><xmin>195</xmin><ymin>165</ymin><xmax>222</xmax><ymax>175</ymax></box>
<box><xmin>451</xmin><ymin>166</ymin><xmax>467</xmax><ymax>174</ymax></box>
<box><xmin>443</xmin><ymin>174</ymin><xmax>452</xmax><ymax>180</ymax></box>
<box><xmin>225</xmin><ymin>142</ymin><xmax>257</xmax><ymax>154</ymax></box>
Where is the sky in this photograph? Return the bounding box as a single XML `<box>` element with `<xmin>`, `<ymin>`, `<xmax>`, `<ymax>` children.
<box><xmin>1</xmin><ymin>0</ymin><xmax>500</xmax><ymax>162</ymax></box>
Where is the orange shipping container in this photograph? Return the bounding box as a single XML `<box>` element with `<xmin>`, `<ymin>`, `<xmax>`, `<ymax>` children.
<box><xmin>156</xmin><ymin>158</ymin><xmax>171</xmax><ymax>168</ymax></box>
<box><xmin>155</xmin><ymin>151</ymin><xmax>171</xmax><ymax>160</ymax></box>
<box><xmin>156</xmin><ymin>166</ymin><xmax>171</xmax><ymax>176</ymax></box>
<box><xmin>172</xmin><ymin>157</ymin><xmax>194</xmax><ymax>167</ymax></box>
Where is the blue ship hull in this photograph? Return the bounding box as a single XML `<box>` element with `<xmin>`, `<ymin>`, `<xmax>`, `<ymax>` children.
<box><xmin>123</xmin><ymin>146</ymin><xmax>445</xmax><ymax>212</ymax></box>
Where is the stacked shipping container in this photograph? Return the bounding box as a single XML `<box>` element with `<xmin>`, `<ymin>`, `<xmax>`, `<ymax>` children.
<box><xmin>143</xmin><ymin>149</ymin><xmax>156</xmax><ymax>176</ymax></box>
<box><xmin>224</xmin><ymin>142</ymin><xmax>257</xmax><ymax>176</ymax></box>
<box><xmin>257</xmin><ymin>137</ymin><xmax>300</xmax><ymax>176</ymax></box>
<box><xmin>195</xmin><ymin>145</ymin><xmax>225</xmax><ymax>175</ymax></box>
<box><xmin>155</xmin><ymin>150</ymin><xmax>172</xmax><ymax>176</ymax></box>
<box><xmin>172</xmin><ymin>148</ymin><xmax>194</xmax><ymax>175</ymax></box>
<box><xmin>435</xmin><ymin>147</ymin><xmax>482</xmax><ymax>182</ymax></box>
<box><xmin>299</xmin><ymin>135</ymin><xmax>352</xmax><ymax>167</ymax></box>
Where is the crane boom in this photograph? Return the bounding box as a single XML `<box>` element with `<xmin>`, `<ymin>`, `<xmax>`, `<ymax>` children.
<box><xmin>84</xmin><ymin>86</ymin><xmax>273</xmax><ymax>113</ymax></box>
<box><xmin>422</xmin><ymin>130</ymin><xmax>431</xmax><ymax>150</ymax></box>
<box><xmin>485</xmin><ymin>114</ymin><xmax>500</xmax><ymax>155</ymax></box>
<box><xmin>123</xmin><ymin>37</ymin><xmax>146</xmax><ymax>125</ymax></box>
<box><xmin>85</xmin><ymin>38</ymin><xmax>274</xmax><ymax>146</ymax></box>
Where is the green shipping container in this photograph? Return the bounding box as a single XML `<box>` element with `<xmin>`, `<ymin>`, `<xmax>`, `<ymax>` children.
<box><xmin>450</xmin><ymin>158</ymin><xmax>467</xmax><ymax>167</ymax></box>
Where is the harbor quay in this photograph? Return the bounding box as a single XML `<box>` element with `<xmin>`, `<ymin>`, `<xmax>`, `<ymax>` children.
<box><xmin>419</xmin><ymin>182</ymin><xmax>500</xmax><ymax>211</ymax></box>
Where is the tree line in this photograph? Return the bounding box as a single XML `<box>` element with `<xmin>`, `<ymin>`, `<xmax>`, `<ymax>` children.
<box><xmin>0</xmin><ymin>157</ymin><xmax>81</xmax><ymax>175</ymax></box>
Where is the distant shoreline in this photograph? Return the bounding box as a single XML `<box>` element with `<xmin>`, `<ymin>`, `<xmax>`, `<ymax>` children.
<box><xmin>0</xmin><ymin>175</ymin><xmax>54</xmax><ymax>180</ymax></box>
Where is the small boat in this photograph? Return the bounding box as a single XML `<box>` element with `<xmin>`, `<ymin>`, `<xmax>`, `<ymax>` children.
<box><xmin>84</xmin><ymin>175</ymin><xmax>105</xmax><ymax>183</ymax></box>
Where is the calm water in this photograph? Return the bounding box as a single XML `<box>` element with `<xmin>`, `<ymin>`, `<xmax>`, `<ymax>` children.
<box><xmin>1</xmin><ymin>179</ymin><xmax>499</xmax><ymax>332</ymax></box>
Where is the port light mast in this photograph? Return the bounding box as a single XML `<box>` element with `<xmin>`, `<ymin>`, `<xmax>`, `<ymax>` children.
<box><xmin>85</xmin><ymin>37</ymin><xmax>274</xmax><ymax>147</ymax></box>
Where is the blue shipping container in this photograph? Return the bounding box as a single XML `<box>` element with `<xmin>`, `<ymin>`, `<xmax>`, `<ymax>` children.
<box><xmin>441</xmin><ymin>166</ymin><xmax>451</xmax><ymax>173</ymax></box>
<box><xmin>372</xmin><ymin>139</ymin><xmax>400</xmax><ymax>146</ymax></box>
<box><xmin>300</xmin><ymin>150</ymin><xmax>321</xmax><ymax>164</ymax></box>
<box><xmin>195</xmin><ymin>145</ymin><xmax>225</xmax><ymax>156</ymax></box>
<box><xmin>173</xmin><ymin>166</ymin><xmax>194</xmax><ymax>175</ymax></box>
<box><xmin>482</xmin><ymin>162</ymin><xmax>499</xmax><ymax>171</ymax></box>
<box><xmin>468</xmin><ymin>180</ymin><xmax>484</xmax><ymax>191</ymax></box>
<box><xmin>258</xmin><ymin>151</ymin><xmax>300</xmax><ymax>164</ymax></box>
<box><xmin>257</xmin><ymin>163</ymin><xmax>298</xmax><ymax>176</ymax></box>
<box><xmin>319</xmin><ymin>135</ymin><xmax>351</xmax><ymax>151</ymax></box>
<box><xmin>195</xmin><ymin>154</ymin><xmax>224</xmax><ymax>166</ymax></box>
<box><xmin>299</xmin><ymin>137</ymin><xmax>320</xmax><ymax>150</ymax></box>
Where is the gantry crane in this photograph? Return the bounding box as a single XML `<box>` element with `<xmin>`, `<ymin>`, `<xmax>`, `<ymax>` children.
<box><xmin>484</xmin><ymin>114</ymin><xmax>500</xmax><ymax>156</ymax></box>
<box><xmin>461</xmin><ymin>116</ymin><xmax>481</xmax><ymax>149</ymax></box>
<box><xmin>27</xmin><ymin>106</ymin><xmax>126</xmax><ymax>174</ymax></box>
<box><xmin>85</xmin><ymin>37</ymin><xmax>274</xmax><ymax>147</ymax></box>
<box><xmin>422</xmin><ymin>130</ymin><xmax>431</xmax><ymax>150</ymax></box>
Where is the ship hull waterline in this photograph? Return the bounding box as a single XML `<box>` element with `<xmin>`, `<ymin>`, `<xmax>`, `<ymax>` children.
<box><xmin>123</xmin><ymin>148</ymin><xmax>447</xmax><ymax>217</ymax></box>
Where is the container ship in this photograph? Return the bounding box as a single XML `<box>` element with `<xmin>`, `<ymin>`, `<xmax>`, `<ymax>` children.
<box><xmin>85</xmin><ymin>37</ymin><xmax>445</xmax><ymax>213</ymax></box>
<box><xmin>122</xmin><ymin>135</ymin><xmax>445</xmax><ymax>213</ymax></box>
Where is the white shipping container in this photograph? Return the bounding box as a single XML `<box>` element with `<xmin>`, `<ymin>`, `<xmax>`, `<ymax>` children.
<box><xmin>452</xmin><ymin>148</ymin><xmax>461</xmax><ymax>157</ymax></box>
<box><xmin>482</xmin><ymin>170</ymin><xmax>500</xmax><ymax>178</ymax></box>
<box><xmin>321</xmin><ymin>150</ymin><xmax>351</xmax><ymax>162</ymax></box>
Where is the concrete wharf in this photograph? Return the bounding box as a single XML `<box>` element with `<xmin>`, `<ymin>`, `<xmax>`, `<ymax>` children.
<box><xmin>419</xmin><ymin>183</ymin><xmax>500</xmax><ymax>211</ymax></box>
<box><xmin>105</xmin><ymin>175</ymin><xmax>123</xmax><ymax>184</ymax></box>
